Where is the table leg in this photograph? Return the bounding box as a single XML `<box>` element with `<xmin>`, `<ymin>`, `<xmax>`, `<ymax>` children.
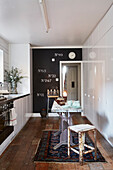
<box><xmin>53</xmin><ymin>129</ymin><xmax>68</xmax><ymax>150</ymax></box>
<box><xmin>54</xmin><ymin>113</ymin><xmax>62</xmax><ymax>136</ymax></box>
<box><xmin>53</xmin><ymin>113</ymin><xmax>74</xmax><ymax>150</ymax></box>
<box><xmin>54</xmin><ymin>112</ymin><xmax>66</xmax><ymax>137</ymax></box>
<box><xmin>54</xmin><ymin>131</ymin><xmax>61</xmax><ymax>136</ymax></box>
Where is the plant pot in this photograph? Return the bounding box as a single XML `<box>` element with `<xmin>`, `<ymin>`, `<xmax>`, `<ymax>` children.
<box><xmin>40</xmin><ymin>109</ymin><xmax>47</xmax><ymax>118</ymax></box>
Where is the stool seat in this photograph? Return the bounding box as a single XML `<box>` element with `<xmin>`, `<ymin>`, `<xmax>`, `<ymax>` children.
<box><xmin>68</xmin><ymin>124</ymin><xmax>97</xmax><ymax>165</ymax></box>
<box><xmin>68</xmin><ymin>124</ymin><xmax>95</xmax><ymax>133</ymax></box>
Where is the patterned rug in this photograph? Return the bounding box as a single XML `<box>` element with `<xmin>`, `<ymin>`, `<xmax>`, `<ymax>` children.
<box><xmin>34</xmin><ymin>131</ymin><xmax>106</xmax><ymax>163</ymax></box>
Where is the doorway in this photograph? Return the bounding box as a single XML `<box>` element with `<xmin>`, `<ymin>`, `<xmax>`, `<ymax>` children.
<box><xmin>60</xmin><ymin>61</ymin><xmax>82</xmax><ymax>105</ymax></box>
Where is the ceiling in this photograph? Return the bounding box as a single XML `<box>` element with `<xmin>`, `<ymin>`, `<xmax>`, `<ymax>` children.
<box><xmin>0</xmin><ymin>0</ymin><xmax>113</xmax><ymax>46</ymax></box>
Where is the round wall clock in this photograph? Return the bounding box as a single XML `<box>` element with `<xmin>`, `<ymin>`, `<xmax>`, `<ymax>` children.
<box><xmin>68</xmin><ymin>52</ymin><xmax>76</xmax><ymax>59</ymax></box>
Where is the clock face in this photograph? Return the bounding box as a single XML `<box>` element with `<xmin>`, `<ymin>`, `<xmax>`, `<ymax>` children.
<box><xmin>68</xmin><ymin>52</ymin><xmax>76</xmax><ymax>59</ymax></box>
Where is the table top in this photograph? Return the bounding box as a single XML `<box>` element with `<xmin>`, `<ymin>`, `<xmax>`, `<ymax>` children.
<box><xmin>51</xmin><ymin>100</ymin><xmax>83</xmax><ymax>113</ymax></box>
<box><xmin>47</xmin><ymin>95</ymin><xmax>59</xmax><ymax>98</ymax></box>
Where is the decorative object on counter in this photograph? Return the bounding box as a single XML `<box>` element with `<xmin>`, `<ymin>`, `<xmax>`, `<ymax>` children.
<box><xmin>72</xmin><ymin>100</ymin><xmax>80</xmax><ymax>108</ymax></box>
<box><xmin>47</xmin><ymin>88</ymin><xmax>59</xmax><ymax>97</ymax></box>
<box><xmin>40</xmin><ymin>108</ymin><xmax>47</xmax><ymax>118</ymax></box>
<box><xmin>61</xmin><ymin>100</ymin><xmax>81</xmax><ymax>109</ymax></box>
<box><xmin>47</xmin><ymin>89</ymin><xmax>59</xmax><ymax>114</ymax></box>
<box><xmin>52</xmin><ymin>100</ymin><xmax>82</xmax><ymax>111</ymax></box>
<box><xmin>0</xmin><ymin>82</ymin><xmax>9</xmax><ymax>95</ymax></box>
<box><xmin>63</xmin><ymin>90</ymin><xmax>67</xmax><ymax>102</ymax></box>
<box><xmin>50</xmin><ymin>89</ymin><xmax>53</xmax><ymax>95</ymax></box>
<box><xmin>56</xmin><ymin>97</ymin><xmax>65</xmax><ymax>106</ymax></box>
<box><xmin>53</xmin><ymin>89</ymin><xmax>56</xmax><ymax>95</ymax></box>
<box><xmin>47</xmin><ymin>89</ymin><xmax>50</xmax><ymax>95</ymax></box>
<box><xmin>5</xmin><ymin>67</ymin><xmax>24</xmax><ymax>94</ymax></box>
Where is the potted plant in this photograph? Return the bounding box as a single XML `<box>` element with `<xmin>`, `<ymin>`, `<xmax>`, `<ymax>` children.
<box><xmin>5</xmin><ymin>67</ymin><xmax>24</xmax><ymax>94</ymax></box>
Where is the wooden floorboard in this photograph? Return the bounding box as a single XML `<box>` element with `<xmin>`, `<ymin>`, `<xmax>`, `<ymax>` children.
<box><xmin>0</xmin><ymin>113</ymin><xmax>113</xmax><ymax>170</ymax></box>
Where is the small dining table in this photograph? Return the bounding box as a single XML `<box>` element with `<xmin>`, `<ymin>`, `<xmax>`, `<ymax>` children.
<box><xmin>51</xmin><ymin>100</ymin><xmax>83</xmax><ymax>150</ymax></box>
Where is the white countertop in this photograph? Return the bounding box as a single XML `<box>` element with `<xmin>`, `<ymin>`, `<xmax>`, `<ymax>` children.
<box><xmin>1</xmin><ymin>93</ymin><xmax>30</xmax><ymax>103</ymax></box>
<box><xmin>3</xmin><ymin>93</ymin><xmax>30</xmax><ymax>100</ymax></box>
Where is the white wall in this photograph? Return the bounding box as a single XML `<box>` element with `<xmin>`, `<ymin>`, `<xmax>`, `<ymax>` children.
<box><xmin>9</xmin><ymin>44</ymin><xmax>30</xmax><ymax>94</ymax></box>
<box><xmin>83</xmin><ymin>5</ymin><xmax>113</xmax><ymax>146</ymax></box>
<box><xmin>0</xmin><ymin>36</ymin><xmax>9</xmax><ymax>80</ymax></box>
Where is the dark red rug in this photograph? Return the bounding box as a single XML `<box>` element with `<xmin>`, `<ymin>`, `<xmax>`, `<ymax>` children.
<box><xmin>34</xmin><ymin>131</ymin><xmax>106</xmax><ymax>162</ymax></box>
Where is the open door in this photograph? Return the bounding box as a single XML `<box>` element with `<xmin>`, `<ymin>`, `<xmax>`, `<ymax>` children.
<box><xmin>60</xmin><ymin>61</ymin><xmax>83</xmax><ymax>115</ymax></box>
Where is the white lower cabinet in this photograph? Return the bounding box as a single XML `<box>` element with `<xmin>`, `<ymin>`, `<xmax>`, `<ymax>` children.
<box><xmin>14</xmin><ymin>95</ymin><xmax>32</xmax><ymax>136</ymax></box>
<box><xmin>0</xmin><ymin>94</ymin><xmax>32</xmax><ymax>155</ymax></box>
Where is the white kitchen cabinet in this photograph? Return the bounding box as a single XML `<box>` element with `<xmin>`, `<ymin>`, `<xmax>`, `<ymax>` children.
<box><xmin>14</xmin><ymin>94</ymin><xmax>32</xmax><ymax>136</ymax></box>
<box><xmin>83</xmin><ymin>5</ymin><xmax>113</xmax><ymax>146</ymax></box>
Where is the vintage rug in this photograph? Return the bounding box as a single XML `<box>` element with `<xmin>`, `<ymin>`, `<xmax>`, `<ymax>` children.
<box><xmin>34</xmin><ymin>131</ymin><xmax>106</xmax><ymax>163</ymax></box>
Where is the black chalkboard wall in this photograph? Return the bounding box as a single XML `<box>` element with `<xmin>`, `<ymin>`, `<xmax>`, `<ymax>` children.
<box><xmin>33</xmin><ymin>48</ymin><xmax>82</xmax><ymax>113</ymax></box>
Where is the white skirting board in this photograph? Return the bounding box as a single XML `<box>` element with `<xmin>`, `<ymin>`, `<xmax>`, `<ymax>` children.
<box><xmin>32</xmin><ymin>113</ymin><xmax>59</xmax><ymax>117</ymax></box>
<box><xmin>48</xmin><ymin>113</ymin><xmax>59</xmax><ymax>117</ymax></box>
<box><xmin>32</xmin><ymin>112</ymin><xmax>82</xmax><ymax>117</ymax></box>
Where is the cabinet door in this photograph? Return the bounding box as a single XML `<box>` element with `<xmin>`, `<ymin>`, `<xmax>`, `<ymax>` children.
<box><xmin>14</xmin><ymin>99</ymin><xmax>22</xmax><ymax>135</ymax></box>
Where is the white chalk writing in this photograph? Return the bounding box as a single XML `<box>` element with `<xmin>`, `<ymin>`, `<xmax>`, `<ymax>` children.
<box><xmin>38</xmin><ymin>69</ymin><xmax>46</xmax><ymax>73</ymax></box>
<box><xmin>54</xmin><ymin>53</ymin><xmax>63</xmax><ymax>57</ymax></box>
<box><xmin>41</xmin><ymin>79</ymin><xmax>52</xmax><ymax>83</ymax></box>
<box><xmin>48</xmin><ymin>74</ymin><xmax>56</xmax><ymax>78</ymax></box>
<box><xmin>37</xmin><ymin>93</ymin><xmax>44</xmax><ymax>97</ymax></box>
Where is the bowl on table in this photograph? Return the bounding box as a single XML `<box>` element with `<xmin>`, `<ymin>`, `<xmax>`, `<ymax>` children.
<box><xmin>56</xmin><ymin>97</ymin><xmax>65</xmax><ymax>105</ymax></box>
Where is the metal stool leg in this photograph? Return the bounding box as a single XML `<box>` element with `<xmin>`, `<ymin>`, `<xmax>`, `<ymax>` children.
<box><xmin>68</xmin><ymin>127</ymin><xmax>70</xmax><ymax>157</ymax></box>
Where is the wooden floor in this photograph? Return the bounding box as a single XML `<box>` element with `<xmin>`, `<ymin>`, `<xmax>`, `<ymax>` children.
<box><xmin>0</xmin><ymin>113</ymin><xmax>113</xmax><ymax>170</ymax></box>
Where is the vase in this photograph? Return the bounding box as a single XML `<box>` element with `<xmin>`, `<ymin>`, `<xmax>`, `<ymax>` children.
<box><xmin>40</xmin><ymin>108</ymin><xmax>47</xmax><ymax>118</ymax></box>
<box><xmin>11</xmin><ymin>82</ymin><xmax>18</xmax><ymax>94</ymax></box>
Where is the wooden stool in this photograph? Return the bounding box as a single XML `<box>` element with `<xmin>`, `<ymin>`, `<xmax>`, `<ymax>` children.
<box><xmin>68</xmin><ymin>124</ymin><xmax>97</xmax><ymax>165</ymax></box>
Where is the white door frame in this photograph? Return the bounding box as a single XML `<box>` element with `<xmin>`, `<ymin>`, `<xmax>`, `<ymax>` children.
<box><xmin>60</xmin><ymin>61</ymin><xmax>84</xmax><ymax>115</ymax></box>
